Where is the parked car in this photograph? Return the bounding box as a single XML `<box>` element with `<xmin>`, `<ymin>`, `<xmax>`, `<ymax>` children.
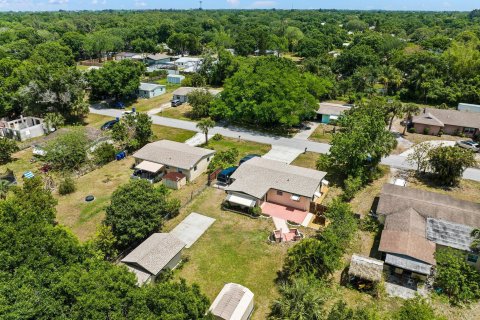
<box><xmin>239</xmin><ymin>154</ymin><xmax>260</xmax><ymax>165</ymax></box>
<box><xmin>101</xmin><ymin>119</ymin><xmax>119</xmax><ymax>130</ymax></box>
<box><xmin>456</xmin><ymin>140</ymin><xmax>479</xmax><ymax>152</ymax></box>
<box><xmin>111</xmin><ymin>101</ymin><xmax>125</xmax><ymax>109</ymax></box>
<box><xmin>217</xmin><ymin>166</ymin><xmax>238</xmax><ymax>185</ymax></box>
<box><xmin>122</xmin><ymin>109</ymin><xmax>136</xmax><ymax>116</ymax></box>
<box><xmin>171</xmin><ymin>99</ymin><xmax>183</xmax><ymax>107</ymax></box>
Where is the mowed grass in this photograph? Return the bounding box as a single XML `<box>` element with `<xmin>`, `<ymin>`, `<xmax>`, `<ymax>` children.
<box><xmin>131</xmin><ymin>92</ymin><xmax>173</xmax><ymax>112</ymax></box>
<box><xmin>205</xmin><ymin>137</ymin><xmax>271</xmax><ymax>159</ymax></box>
<box><xmin>291</xmin><ymin>151</ymin><xmax>319</xmax><ymax>169</ymax></box>
<box><xmin>165</xmin><ymin>188</ymin><xmax>290</xmax><ymax>320</ymax></box>
<box><xmin>309</xmin><ymin>124</ymin><xmax>335</xmax><ymax>143</ymax></box>
<box><xmin>159</xmin><ymin>103</ymin><xmax>193</xmax><ymax>121</ymax></box>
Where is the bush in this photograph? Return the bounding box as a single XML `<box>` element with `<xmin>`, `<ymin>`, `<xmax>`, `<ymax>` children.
<box><xmin>59</xmin><ymin>176</ymin><xmax>76</xmax><ymax>195</ymax></box>
<box><xmin>408</xmin><ymin>127</ymin><xmax>416</xmax><ymax>133</ymax></box>
<box><xmin>438</xmin><ymin>129</ymin><xmax>444</xmax><ymax>136</ymax></box>
<box><xmin>423</xmin><ymin>127</ymin><xmax>430</xmax><ymax>135</ymax></box>
<box><xmin>211</xmin><ymin>133</ymin><xmax>223</xmax><ymax>141</ymax></box>
<box><xmin>93</xmin><ymin>142</ymin><xmax>116</xmax><ymax>165</ymax></box>
<box><xmin>0</xmin><ymin>138</ymin><xmax>19</xmax><ymax>164</ymax></box>
<box><xmin>250</xmin><ymin>206</ymin><xmax>262</xmax><ymax>217</ymax></box>
<box><xmin>342</xmin><ymin>175</ymin><xmax>363</xmax><ymax>201</ymax></box>
<box><xmin>45</xmin><ymin>129</ymin><xmax>88</xmax><ymax>170</ymax></box>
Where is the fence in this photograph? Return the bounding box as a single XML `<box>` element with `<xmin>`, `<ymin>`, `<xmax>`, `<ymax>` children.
<box><xmin>207</xmin><ymin>168</ymin><xmax>222</xmax><ymax>186</ymax></box>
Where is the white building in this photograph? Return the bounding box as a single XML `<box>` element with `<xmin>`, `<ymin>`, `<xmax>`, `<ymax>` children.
<box><xmin>209</xmin><ymin>283</ymin><xmax>254</xmax><ymax>320</ymax></box>
<box><xmin>137</xmin><ymin>83</ymin><xmax>166</xmax><ymax>99</ymax></box>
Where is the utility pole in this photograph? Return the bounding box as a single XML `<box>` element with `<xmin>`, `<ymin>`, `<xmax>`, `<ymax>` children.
<box><xmin>199</xmin><ymin>0</ymin><xmax>203</xmax><ymax>10</ymax></box>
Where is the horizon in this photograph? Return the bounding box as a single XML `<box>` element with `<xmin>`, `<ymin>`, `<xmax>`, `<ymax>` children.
<box><xmin>0</xmin><ymin>1</ymin><xmax>478</xmax><ymax>13</ymax></box>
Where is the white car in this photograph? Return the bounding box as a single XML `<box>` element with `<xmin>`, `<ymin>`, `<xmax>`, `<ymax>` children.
<box><xmin>456</xmin><ymin>140</ymin><xmax>479</xmax><ymax>152</ymax></box>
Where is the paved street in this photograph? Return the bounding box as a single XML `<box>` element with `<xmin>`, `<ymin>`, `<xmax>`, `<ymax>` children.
<box><xmin>90</xmin><ymin>107</ymin><xmax>480</xmax><ymax>182</ymax></box>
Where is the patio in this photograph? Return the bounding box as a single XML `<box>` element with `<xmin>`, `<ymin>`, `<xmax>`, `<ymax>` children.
<box><xmin>260</xmin><ymin>202</ymin><xmax>309</xmax><ymax>225</ymax></box>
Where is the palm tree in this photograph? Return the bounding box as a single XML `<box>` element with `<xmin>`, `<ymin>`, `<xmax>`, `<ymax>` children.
<box><xmin>402</xmin><ymin>103</ymin><xmax>420</xmax><ymax>135</ymax></box>
<box><xmin>0</xmin><ymin>180</ymin><xmax>11</xmax><ymax>200</ymax></box>
<box><xmin>196</xmin><ymin>118</ymin><xmax>215</xmax><ymax>145</ymax></box>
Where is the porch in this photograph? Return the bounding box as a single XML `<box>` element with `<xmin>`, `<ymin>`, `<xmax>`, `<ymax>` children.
<box><xmin>260</xmin><ymin>202</ymin><xmax>312</xmax><ymax>226</ymax></box>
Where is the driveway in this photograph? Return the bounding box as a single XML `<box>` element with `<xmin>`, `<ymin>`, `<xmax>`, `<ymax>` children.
<box><xmin>169</xmin><ymin>212</ymin><xmax>215</xmax><ymax>248</ymax></box>
<box><xmin>262</xmin><ymin>145</ymin><xmax>303</xmax><ymax>164</ymax></box>
<box><xmin>294</xmin><ymin>122</ymin><xmax>320</xmax><ymax>140</ymax></box>
<box><xmin>184</xmin><ymin>133</ymin><xmax>212</xmax><ymax>146</ymax></box>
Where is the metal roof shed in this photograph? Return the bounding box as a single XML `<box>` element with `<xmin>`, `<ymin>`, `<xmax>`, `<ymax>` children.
<box><xmin>209</xmin><ymin>283</ymin><xmax>254</xmax><ymax>320</ymax></box>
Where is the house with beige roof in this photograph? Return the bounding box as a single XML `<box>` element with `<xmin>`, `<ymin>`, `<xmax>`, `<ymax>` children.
<box><xmin>172</xmin><ymin>87</ymin><xmax>222</xmax><ymax>103</ymax></box>
<box><xmin>411</xmin><ymin>108</ymin><xmax>480</xmax><ymax>137</ymax></box>
<box><xmin>316</xmin><ymin>102</ymin><xmax>351</xmax><ymax>124</ymax></box>
<box><xmin>376</xmin><ymin>184</ymin><xmax>480</xmax><ymax>279</ymax></box>
<box><xmin>132</xmin><ymin>140</ymin><xmax>215</xmax><ymax>183</ymax></box>
<box><xmin>224</xmin><ymin>157</ymin><xmax>328</xmax><ymax>223</ymax></box>
<box><xmin>121</xmin><ymin>233</ymin><xmax>186</xmax><ymax>286</ymax></box>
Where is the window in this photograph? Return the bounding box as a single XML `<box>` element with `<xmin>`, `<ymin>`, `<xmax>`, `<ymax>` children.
<box><xmin>464</xmin><ymin>127</ymin><xmax>476</xmax><ymax>135</ymax></box>
<box><xmin>193</xmin><ymin>166</ymin><xmax>197</xmax><ymax>171</ymax></box>
<box><xmin>467</xmin><ymin>254</ymin><xmax>478</xmax><ymax>263</ymax></box>
<box><xmin>291</xmin><ymin>194</ymin><xmax>301</xmax><ymax>202</ymax></box>
<box><xmin>177</xmin><ymin>168</ymin><xmax>183</xmax><ymax>174</ymax></box>
<box><xmin>276</xmin><ymin>190</ymin><xmax>283</xmax><ymax>196</ymax></box>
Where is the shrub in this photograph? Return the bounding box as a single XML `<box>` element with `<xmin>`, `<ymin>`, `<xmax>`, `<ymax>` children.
<box><xmin>250</xmin><ymin>206</ymin><xmax>262</xmax><ymax>217</ymax></box>
<box><xmin>45</xmin><ymin>129</ymin><xmax>88</xmax><ymax>170</ymax></box>
<box><xmin>342</xmin><ymin>175</ymin><xmax>363</xmax><ymax>201</ymax></box>
<box><xmin>423</xmin><ymin>127</ymin><xmax>430</xmax><ymax>135</ymax></box>
<box><xmin>0</xmin><ymin>138</ymin><xmax>19</xmax><ymax>164</ymax></box>
<box><xmin>408</xmin><ymin>127</ymin><xmax>416</xmax><ymax>133</ymax></box>
<box><xmin>93</xmin><ymin>142</ymin><xmax>116</xmax><ymax>165</ymax></box>
<box><xmin>211</xmin><ymin>133</ymin><xmax>223</xmax><ymax>141</ymax></box>
<box><xmin>59</xmin><ymin>176</ymin><xmax>76</xmax><ymax>195</ymax></box>
<box><xmin>438</xmin><ymin>129</ymin><xmax>444</xmax><ymax>136</ymax></box>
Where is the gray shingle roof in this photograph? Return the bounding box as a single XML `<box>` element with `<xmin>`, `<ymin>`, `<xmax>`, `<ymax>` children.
<box><xmin>210</xmin><ymin>283</ymin><xmax>254</xmax><ymax>320</ymax></box>
<box><xmin>139</xmin><ymin>82</ymin><xmax>165</xmax><ymax>92</ymax></box>
<box><xmin>121</xmin><ymin>233</ymin><xmax>185</xmax><ymax>276</ymax></box>
<box><xmin>316</xmin><ymin>103</ymin><xmax>351</xmax><ymax>116</ymax></box>
<box><xmin>426</xmin><ymin>218</ymin><xmax>474</xmax><ymax>251</ymax></box>
<box><xmin>133</xmin><ymin>140</ymin><xmax>215</xmax><ymax>170</ymax></box>
<box><xmin>225</xmin><ymin>157</ymin><xmax>327</xmax><ymax>199</ymax></box>
<box><xmin>412</xmin><ymin>108</ymin><xmax>480</xmax><ymax>129</ymax></box>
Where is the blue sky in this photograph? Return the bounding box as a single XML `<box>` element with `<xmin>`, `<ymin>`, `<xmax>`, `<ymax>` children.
<box><xmin>0</xmin><ymin>0</ymin><xmax>478</xmax><ymax>12</ymax></box>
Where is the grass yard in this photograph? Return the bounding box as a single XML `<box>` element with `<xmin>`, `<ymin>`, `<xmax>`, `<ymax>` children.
<box><xmin>309</xmin><ymin>124</ymin><xmax>335</xmax><ymax>143</ymax></box>
<box><xmin>205</xmin><ymin>137</ymin><xmax>271</xmax><ymax>159</ymax></box>
<box><xmin>83</xmin><ymin>113</ymin><xmax>114</xmax><ymax>128</ymax></box>
<box><xmin>159</xmin><ymin>103</ymin><xmax>193</xmax><ymax>121</ymax></box>
<box><xmin>291</xmin><ymin>151</ymin><xmax>319</xmax><ymax>169</ymax></box>
<box><xmin>151</xmin><ymin>125</ymin><xmax>196</xmax><ymax>142</ymax></box>
<box><xmin>407</xmin><ymin>175</ymin><xmax>480</xmax><ymax>204</ymax></box>
<box><xmin>164</xmin><ymin>188</ymin><xmax>290</xmax><ymax>320</ymax></box>
<box><xmin>131</xmin><ymin>93</ymin><xmax>174</xmax><ymax>112</ymax></box>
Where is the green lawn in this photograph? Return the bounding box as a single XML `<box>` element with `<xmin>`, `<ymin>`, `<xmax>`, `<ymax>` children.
<box><xmin>291</xmin><ymin>151</ymin><xmax>319</xmax><ymax>169</ymax></box>
<box><xmin>309</xmin><ymin>124</ymin><xmax>335</xmax><ymax>143</ymax></box>
<box><xmin>165</xmin><ymin>188</ymin><xmax>290</xmax><ymax>320</ymax></box>
<box><xmin>159</xmin><ymin>103</ymin><xmax>194</xmax><ymax>121</ymax></box>
<box><xmin>205</xmin><ymin>137</ymin><xmax>271</xmax><ymax>159</ymax></box>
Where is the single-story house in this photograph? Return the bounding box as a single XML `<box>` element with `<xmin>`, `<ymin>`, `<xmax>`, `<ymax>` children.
<box><xmin>209</xmin><ymin>283</ymin><xmax>254</xmax><ymax>320</ymax></box>
<box><xmin>132</xmin><ymin>140</ymin><xmax>216</xmax><ymax>182</ymax></box>
<box><xmin>411</xmin><ymin>108</ymin><xmax>480</xmax><ymax>137</ymax></box>
<box><xmin>348</xmin><ymin>254</ymin><xmax>384</xmax><ymax>283</ymax></box>
<box><xmin>174</xmin><ymin>57</ymin><xmax>202</xmax><ymax>72</ymax></box>
<box><xmin>121</xmin><ymin>233</ymin><xmax>186</xmax><ymax>286</ymax></box>
<box><xmin>376</xmin><ymin>184</ymin><xmax>480</xmax><ymax>279</ymax></box>
<box><xmin>225</xmin><ymin>157</ymin><xmax>328</xmax><ymax>213</ymax></box>
<box><xmin>0</xmin><ymin>116</ymin><xmax>46</xmax><ymax>141</ymax></box>
<box><xmin>172</xmin><ymin>87</ymin><xmax>222</xmax><ymax>103</ymax></box>
<box><xmin>137</xmin><ymin>82</ymin><xmax>166</xmax><ymax>99</ymax></box>
<box><xmin>458</xmin><ymin>103</ymin><xmax>480</xmax><ymax>113</ymax></box>
<box><xmin>163</xmin><ymin>172</ymin><xmax>187</xmax><ymax>190</ymax></box>
<box><xmin>115</xmin><ymin>52</ymin><xmax>141</xmax><ymax>61</ymax></box>
<box><xmin>316</xmin><ymin>103</ymin><xmax>351</xmax><ymax>124</ymax></box>
<box><xmin>145</xmin><ymin>53</ymin><xmax>171</xmax><ymax>66</ymax></box>
<box><xmin>167</xmin><ymin>74</ymin><xmax>185</xmax><ymax>84</ymax></box>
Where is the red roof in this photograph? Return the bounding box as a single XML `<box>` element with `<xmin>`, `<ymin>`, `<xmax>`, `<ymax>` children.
<box><xmin>164</xmin><ymin>172</ymin><xmax>186</xmax><ymax>182</ymax></box>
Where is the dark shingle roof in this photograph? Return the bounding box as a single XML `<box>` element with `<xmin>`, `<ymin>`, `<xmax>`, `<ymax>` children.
<box><xmin>412</xmin><ymin>108</ymin><xmax>480</xmax><ymax>129</ymax></box>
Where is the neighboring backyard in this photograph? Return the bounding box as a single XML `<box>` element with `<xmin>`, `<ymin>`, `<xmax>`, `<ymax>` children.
<box><xmin>165</xmin><ymin>187</ymin><xmax>291</xmax><ymax>320</ymax></box>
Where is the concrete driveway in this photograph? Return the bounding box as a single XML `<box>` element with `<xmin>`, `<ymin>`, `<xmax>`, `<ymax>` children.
<box><xmin>294</xmin><ymin>122</ymin><xmax>320</xmax><ymax>140</ymax></box>
<box><xmin>262</xmin><ymin>145</ymin><xmax>303</xmax><ymax>164</ymax></box>
<box><xmin>170</xmin><ymin>212</ymin><xmax>215</xmax><ymax>248</ymax></box>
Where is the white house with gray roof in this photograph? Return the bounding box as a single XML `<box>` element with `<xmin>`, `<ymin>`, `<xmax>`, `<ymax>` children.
<box><xmin>121</xmin><ymin>233</ymin><xmax>186</xmax><ymax>286</ymax></box>
<box><xmin>225</xmin><ymin>157</ymin><xmax>327</xmax><ymax>212</ymax></box>
<box><xmin>132</xmin><ymin>140</ymin><xmax>215</xmax><ymax>182</ymax></box>
<box><xmin>136</xmin><ymin>82</ymin><xmax>166</xmax><ymax>99</ymax></box>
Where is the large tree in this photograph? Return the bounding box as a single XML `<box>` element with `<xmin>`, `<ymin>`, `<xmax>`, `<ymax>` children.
<box><xmin>428</xmin><ymin>146</ymin><xmax>477</xmax><ymax>186</ymax></box>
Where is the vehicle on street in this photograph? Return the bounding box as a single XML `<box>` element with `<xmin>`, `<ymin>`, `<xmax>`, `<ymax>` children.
<box><xmin>101</xmin><ymin>119</ymin><xmax>119</xmax><ymax>130</ymax></box>
<box><xmin>239</xmin><ymin>154</ymin><xmax>261</xmax><ymax>165</ymax></box>
<box><xmin>217</xmin><ymin>166</ymin><xmax>238</xmax><ymax>185</ymax></box>
<box><xmin>171</xmin><ymin>99</ymin><xmax>183</xmax><ymax>107</ymax></box>
<box><xmin>456</xmin><ymin>140</ymin><xmax>479</xmax><ymax>152</ymax></box>
<box><xmin>111</xmin><ymin>101</ymin><xmax>125</xmax><ymax>109</ymax></box>
<box><xmin>122</xmin><ymin>110</ymin><xmax>136</xmax><ymax>116</ymax></box>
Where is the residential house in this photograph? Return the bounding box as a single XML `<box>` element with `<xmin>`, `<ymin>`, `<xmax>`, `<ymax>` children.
<box><xmin>0</xmin><ymin>116</ymin><xmax>46</xmax><ymax>141</ymax></box>
<box><xmin>209</xmin><ymin>283</ymin><xmax>254</xmax><ymax>320</ymax></box>
<box><xmin>316</xmin><ymin>102</ymin><xmax>351</xmax><ymax>124</ymax></box>
<box><xmin>376</xmin><ymin>184</ymin><xmax>480</xmax><ymax>280</ymax></box>
<box><xmin>174</xmin><ymin>57</ymin><xmax>202</xmax><ymax>73</ymax></box>
<box><xmin>225</xmin><ymin>157</ymin><xmax>328</xmax><ymax>223</ymax></box>
<box><xmin>132</xmin><ymin>140</ymin><xmax>216</xmax><ymax>182</ymax></box>
<box><xmin>172</xmin><ymin>87</ymin><xmax>222</xmax><ymax>103</ymax></box>
<box><xmin>145</xmin><ymin>53</ymin><xmax>171</xmax><ymax>66</ymax></box>
<box><xmin>121</xmin><ymin>233</ymin><xmax>186</xmax><ymax>286</ymax></box>
<box><xmin>411</xmin><ymin>108</ymin><xmax>480</xmax><ymax>137</ymax></box>
<box><xmin>167</xmin><ymin>74</ymin><xmax>185</xmax><ymax>84</ymax></box>
<box><xmin>115</xmin><ymin>52</ymin><xmax>142</xmax><ymax>61</ymax></box>
<box><xmin>458</xmin><ymin>103</ymin><xmax>480</xmax><ymax>113</ymax></box>
<box><xmin>137</xmin><ymin>82</ymin><xmax>166</xmax><ymax>99</ymax></box>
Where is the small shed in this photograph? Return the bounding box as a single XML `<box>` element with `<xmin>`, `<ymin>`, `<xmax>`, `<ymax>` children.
<box><xmin>163</xmin><ymin>172</ymin><xmax>186</xmax><ymax>190</ymax></box>
<box><xmin>167</xmin><ymin>74</ymin><xmax>185</xmax><ymax>84</ymax></box>
<box><xmin>348</xmin><ymin>254</ymin><xmax>384</xmax><ymax>282</ymax></box>
<box><xmin>209</xmin><ymin>283</ymin><xmax>254</xmax><ymax>320</ymax></box>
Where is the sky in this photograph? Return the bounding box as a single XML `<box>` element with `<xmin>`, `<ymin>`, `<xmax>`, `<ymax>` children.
<box><xmin>0</xmin><ymin>0</ymin><xmax>478</xmax><ymax>12</ymax></box>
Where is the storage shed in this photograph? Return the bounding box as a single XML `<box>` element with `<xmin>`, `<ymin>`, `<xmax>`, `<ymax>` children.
<box><xmin>163</xmin><ymin>172</ymin><xmax>187</xmax><ymax>190</ymax></box>
<box><xmin>209</xmin><ymin>283</ymin><xmax>254</xmax><ymax>320</ymax></box>
<box><xmin>167</xmin><ymin>74</ymin><xmax>185</xmax><ymax>84</ymax></box>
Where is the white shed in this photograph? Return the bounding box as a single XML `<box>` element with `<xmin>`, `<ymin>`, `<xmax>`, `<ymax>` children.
<box><xmin>209</xmin><ymin>283</ymin><xmax>254</xmax><ymax>320</ymax></box>
<box><xmin>167</xmin><ymin>74</ymin><xmax>185</xmax><ymax>84</ymax></box>
<box><xmin>137</xmin><ymin>83</ymin><xmax>166</xmax><ymax>99</ymax></box>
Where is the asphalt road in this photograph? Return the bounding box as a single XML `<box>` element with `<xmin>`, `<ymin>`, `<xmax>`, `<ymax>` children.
<box><xmin>90</xmin><ymin>107</ymin><xmax>480</xmax><ymax>182</ymax></box>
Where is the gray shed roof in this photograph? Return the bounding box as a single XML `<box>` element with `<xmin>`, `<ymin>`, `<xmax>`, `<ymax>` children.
<box><xmin>209</xmin><ymin>283</ymin><xmax>254</xmax><ymax>320</ymax></box>
<box><xmin>139</xmin><ymin>82</ymin><xmax>165</xmax><ymax>92</ymax></box>
<box><xmin>133</xmin><ymin>140</ymin><xmax>215</xmax><ymax>170</ymax></box>
<box><xmin>316</xmin><ymin>103</ymin><xmax>351</xmax><ymax>116</ymax></box>
<box><xmin>412</xmin><ymin>108</ymin><xmax>480</xmax><ymax>129</ymax></box>
<box><xmin>348</xmin><ymin>254</ymin><xmax>384</xmax><ymax>282</ymax></box>
<box><xmin>385</xmin><ymin>253</ymin><xmax>432</xmax><ymax>275</ymax></box>
<box><xmin>377</xmin><ymin>184</ymin><xmax>480</xmax><ymax>228</ymax></box>
<box><xmin>426</xmin><ymin>218</ymin><xmax>474</xmax><ymax>251</ymax></box>
<box><xmin>121</xmin><ymin>233</ymin><xmax>185</xmax><ymax>276</ymax></box>
<box><xmin>225</xmin><ymin>157</ymin><xmax>327</xmax><ymax>199</ymax></box>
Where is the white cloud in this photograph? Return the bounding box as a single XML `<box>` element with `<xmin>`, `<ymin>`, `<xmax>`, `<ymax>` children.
<box><xmin>227</xmin><ymin>0</ymin><xmax>240</xmax><ymax>6</ymax></box>
<box><xmin>48</xmin><ymin>0</ymin><xmax>69</xmax><ymax>4</ymax></box>
<box><xmin>92</xmin><ymin>0</ymin><xmax>106</xmax><ymax>4</ymax></box>
<box><xmin>250</xmin><ymin>1</ymin><xmax>276</xmax><ymax>8</ymax></box>
<box><xmin>134</xmin><ymin>0</ymin><xmax>146</xmax><ymax>7</ymax></box>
